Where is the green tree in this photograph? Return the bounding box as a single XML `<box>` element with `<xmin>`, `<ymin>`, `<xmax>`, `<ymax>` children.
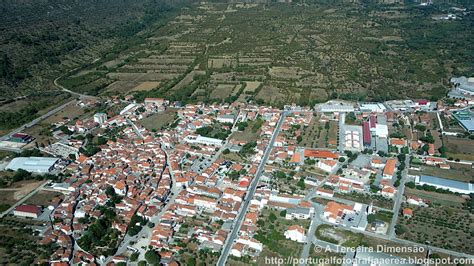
<box><xmin>145</xmin><ymin>250</ymin><xmax>161</xmax><ymax>265</ymax></box>
<box><xmin>269</xmin><ymin>213</ymin><xmax>277</xmax><ymax>223</ymax></box>
<box><xmin>367</xmin><ymin>214</ymin><xmax>376</xmax><ymax>223</ymax></box>
<box><xmin>130</xmin><ymin>253</ymin><xmax>139</xmax><ymax>262</ymax></box>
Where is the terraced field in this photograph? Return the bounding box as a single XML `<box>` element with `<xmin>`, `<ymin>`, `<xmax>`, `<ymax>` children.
<box><xmin>59</xmin><ymin>2</ymin><xmax>473</xmax><ymax>107</ymax></box>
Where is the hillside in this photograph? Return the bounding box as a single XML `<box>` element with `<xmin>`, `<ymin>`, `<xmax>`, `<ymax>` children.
<box><xmin>58</xmin><ymin>1</ymin><xmax>473</xmax><ymax>107</ymax></box>
<box><xmin>0</xmin><ymin>0</ymin><xmax>184</xmax><ymax>99</ymax></box>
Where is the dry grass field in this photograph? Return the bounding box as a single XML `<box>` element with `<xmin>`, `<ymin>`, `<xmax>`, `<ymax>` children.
<box><xmin>138</xmin><ymin>108</ymin><xmax>178</xmax><ymax>131</ymax></box>
<box><xmin>25</xmin><ymin>190</ymin><xmax>64</xmax><ymax>207</ymax></box>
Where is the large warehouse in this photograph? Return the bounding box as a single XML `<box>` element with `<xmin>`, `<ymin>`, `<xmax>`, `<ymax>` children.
<box><xmin>415</xmin><ymin>175</ymin><xmax>473</xmax><ymax>194</ymax></box>
<box><xmin>6</xmin><ymin>157</ymin><xmax>59</xmax><ymax>173</ymax></box>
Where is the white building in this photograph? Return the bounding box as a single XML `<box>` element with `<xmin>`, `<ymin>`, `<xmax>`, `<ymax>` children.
<box><xmin>415</xmin><ymin>175</ymin><xmax>473</xmax><ymax>194</ymax></box>
<box><xmin>318</xmin><ymin>103</ymin><xmax>355</xmax><ymax>113</ymax></box>
<box><xmin>317</xmin><ymin>160</ymin><xmax>338</xmax><ymax>173</ymax></box>
<box><xmin>285</xmin><ymin>206</ymin><xmax>314</xmax><ymax>220</ymax></box>
<box><xmin>93</xmin><ymin>113</ymin><xmax>107</xmax><ymax>124</ymax></box>
<box><xmin>184</xmin><ymin>135</ymin><xmax>224</xmax><ymax>147</ymax></box>
<box><xmin>284</xmin><ymin>225</ymin><xmax>306</xmax><ymax>243</ymax></box>
<box><xmin>359</xmin><ymin>103</ymin><xmax>387</xmax><ymax>113</ymax></box>
<box><xmin>216</xmin><ymin>114</ymin><xmax>236</xmax><ymax>124</ymax></box>
<box><xmin>375</xmin><ymin>124</ymin><xmax>388</xmax><ymax>138</ymax></box>
<box><xmin>6</xmin><ymin>157</ymin><xmax>59</xmax><ymax>173</ymax></box>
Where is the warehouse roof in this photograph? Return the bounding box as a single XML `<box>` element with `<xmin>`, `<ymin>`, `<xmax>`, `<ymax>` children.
<box><xmin>418</xmin><ymin>175</ymin><xmax>473</xmax><ymax>192</ymax></box>
<box><xmin>6</xmin><ymin>157</ymin><xmax>58</xmax><ymax>173</ymax></box>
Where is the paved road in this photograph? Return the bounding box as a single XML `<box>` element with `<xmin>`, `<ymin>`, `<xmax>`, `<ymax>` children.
<box><xmin>299</xmin><ymin>203</ymin><xmax>325</xmax><ymax>265</ymax></box>
<box><xmin>0</xmin><ymin>181</ymin><xmax>49</xmax><ymax>218</ymax></box>
<box><xmin>0</xmin><ymin>64</ymin><xmax>98</xmax><ymax>143</ymax></box>
<box><xmin>217</xmin><ymin>111</ymin><xmax>287</xmax><ymax>266</ymax></box>
<box><xmin>53</xmin><ymin>68</ymin><xmax>97</xmax><ymax>99</ymax></box>
<box><xmin>388</xmin><ymin>156</ymin><xmax>410</xmax><ymax>239</ymax></box>
<box><xmin>0</xmin><ymin>100</ymin><xmax>77</xmax><ymax>142</ymax></box>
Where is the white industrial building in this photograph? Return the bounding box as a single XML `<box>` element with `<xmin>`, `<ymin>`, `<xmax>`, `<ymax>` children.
<box><xmin>6</xmin><ymin>157</ymin><xmax>59</xmax><ymax>173</ymax></box>
<box><xmin>359</xmin><ymin>103</ymin><xmax>387</xmax><ymax>113</ymax></box>
<box><xmin>93</xmin><ymin>113</ymin><xmax>107</xmax><ymax>124</ymax></box>
<box><xmin>317</xmin><ymin>102</ymin><xmax>355</xmax><ymax>113</ymax></box>
<box><xmin>183</xmin><ymin>135</ymin><xmax>224</xmax><ymax>147</ymax></box>
<box><xmin>415</xmin><ymin>175</ymin><xmax>473</xmax><ymax>194</ymax></box>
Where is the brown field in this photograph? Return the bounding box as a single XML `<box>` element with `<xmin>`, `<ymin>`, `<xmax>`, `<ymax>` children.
<box><xmin>230</xmin><ymin>120</ymin><xmax>260</xmax><ymax>142</ymax></box>
<box><xmin>243</xmin><ymin>81</ymin><xmax>262</xmax><ymax>93</ymax></box>
<box><xmin>104</xmin><ymin>80</ymin><xmax>142</xmax><ymax>94</ymax></box>
<box><xmin>327</xmin><ymin>121</ymin><xmax>338</xmax><ymax>148</ymax></box>
<box><xmin>132</xmin><ymin>81</ymin><xmax>161</xmax><ymax>91</ymax></box>
<box><xmin>107</xmin><ymin>72</ymin><xmax>179</xmax><ymax>81</ymax></box>
<box><xmin>409</xmin><ymin>165</ymin><xmax>473</xmax><ymax>183</ymax></box>
<box><xmin>255</xmin><ymin>84</ymin><xmax>286</xmax><ymax>103</ymax></box>
<box><xmin>139</xmin><ymin>108</ymin><xmax>178</xmax><ymax>131</ymax></box>
<box><xmin>43</xmin><ymin>102</ymin><xmax>84</xmax><ymax>124</ymax></box>
<box><xmin>0</xmin><ymin>180</ymin><xmax>44</xmax><ymax>203</ymax></box>
<box><xmin>23</xmin><ymin>123</ymin><xmax>54</xmax><ymax>146</ymax></box>
<box><xmin>269</xmin><ymin>66</ymin><xmax>301</xmax><ymax>80</ymax></box>
<box><xmin>208</xmin><ymin>58</ymin><xmax>236</xmax><ymax>69</ymax></box>
<box><xmin>210</xmin><ymin>84</ymin><xmax>236</xmax><ymax>99</ymax></box>
<box><xmin>0</xmin><ymin>191</ymin><xmax>16</xmax><ymax>206</ymax></box>
<box><xmin>25</xmin><ymin>190</ymin><xmax>64</xmax><ymax>207</ymax></box>
<box><xmin>443</xmin><ymin>136</ymin><xmax>474</xmax><ymax>161</ymax></box>
<box><xmin>404</xmin><ymin>188</ymin><xmax>465</xmax><ymax>207</ymax></box>
<box><xmin>219</xmin><ymin>152</ymin><xmax>246</xmax><ymax>164</ymax></box>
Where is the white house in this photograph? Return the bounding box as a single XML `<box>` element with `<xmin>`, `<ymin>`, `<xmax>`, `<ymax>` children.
<box><xmin>216</xmin><ymin>114</ymin><xmax>236</xmax><ymax>124</ymax></box>
<box><xmin>317</xmin><ymin>160</ymin><xmax>338</xmax><ymax>173</ymax></box>
<box><xmin>284</xmin><ymin>225</ymin><xmax>306</xmax><ymax>243</ymax></box>
<box><xmin>285</xmin><ymin>206</ymin><xmax>314</xmax><ymax>220</ymax></box>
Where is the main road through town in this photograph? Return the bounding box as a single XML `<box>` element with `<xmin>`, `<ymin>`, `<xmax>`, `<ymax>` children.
<box><xmin>217</xmin><ymin>111</ymin><xmax>287</xmax><ymax>266</ymax></box>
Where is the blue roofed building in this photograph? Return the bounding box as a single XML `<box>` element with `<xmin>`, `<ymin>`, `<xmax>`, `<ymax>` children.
<box><xmin>452</xmin><ymin>110</ymin><xmax>474</xmax><ymax>133</ymax></box>
<box><xmin>415</xmin><ymin>175</ymin><xmax>473</xmax><ymax>194</ymax></box>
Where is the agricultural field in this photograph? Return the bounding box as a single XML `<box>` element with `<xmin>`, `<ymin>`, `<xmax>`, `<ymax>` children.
<box><xmin>404</xmin><ymin>188</ymin><xmax>466</xmax><ymax>208</ymax></box>
<box><xmin>408</xmin><ymin>165</ymin><xmax>473</xmax><ymax>183</ymax></box>
<box><xmin>300</xmin><ymin>114</ymin><xmax>325</xmax><ymax>148</ymax></box>
<box><xmin>138</xmin><ymin>108</ymin><xmax>178</xmax><ymax>131</ymax></box>
<box><xmin>0</xmin><ymin>216</ymin><xmax>56</xmax><ymax>265</ymax></box>
<box><xmin>56</xmin><ymin>2</ymin><xmax>474</xmax><ymax>107</ymax></box>
<box><xmin>397</xmin><ymin>203</ymin><xmax>473</xmax><ymax>254</ymax></box>
<box><xmin>42</xmin><ymin>102</ymin><xmax>85</xmax><ymax>124</ymax></box>
<box><xmin>443</xmin><ymin>136</ymin><xmax>474</xmax><ymax>161</ymax></box>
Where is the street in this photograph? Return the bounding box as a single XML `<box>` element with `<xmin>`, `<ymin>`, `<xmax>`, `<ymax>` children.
<box><xmin>217</xmin><ymin>111</ymin><xmax>287</xmax><ymax>266</ymax></box>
